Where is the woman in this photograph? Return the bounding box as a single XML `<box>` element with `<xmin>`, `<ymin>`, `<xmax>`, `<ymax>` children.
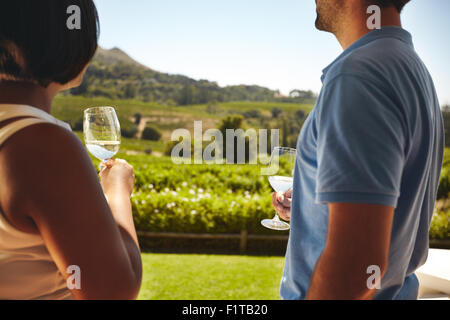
<box><xmin>0</xmin><ymin>1</ymin><xmax>142</xmax><ymax>299</ymax></box>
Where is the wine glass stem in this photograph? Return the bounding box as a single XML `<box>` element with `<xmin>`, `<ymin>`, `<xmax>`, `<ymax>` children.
<box><xmin>99</xmin><ymin>161</ymin><xmax>107</xmax><ymax>171</ymax></box>
<box><xmin>273</xmin><ymin>214</ymin><xmax>281</xmax><ymax>222</ymax></box>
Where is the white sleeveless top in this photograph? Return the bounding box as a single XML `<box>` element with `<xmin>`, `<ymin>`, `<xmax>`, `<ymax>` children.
<box><xmin>0</xmin><ymin>104</ymin><xmax>74</xmax><ymax>300</ymax></box>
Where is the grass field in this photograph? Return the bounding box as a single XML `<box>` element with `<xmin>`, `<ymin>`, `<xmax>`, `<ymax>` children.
<box><xmin>74</xmin><ymin>131</ymin><xmax>166</xmax><ymax>153</ymax></box>
<box><xmin>138</xmin><ymin>253</ymin><xmax>285</xmax><ymax>300</ymax></box>
<box><xmin>54</xmin><ymin>95</ymin><xmax>313</xmax><ymax>120</ymax></box>
<box><xmin>53</xmin><ymin>95</ymin><xmax>314</xmax><ymax>141</ymax></box>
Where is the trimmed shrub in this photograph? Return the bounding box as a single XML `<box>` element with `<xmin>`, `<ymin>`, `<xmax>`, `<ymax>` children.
<box><xmin>430</xmin><ymin>211</ymin><xmax>450</xmax><ymax>240</ymax></box>
<box><xmin>438</xmin><ymin>157</ymin><xmax>450</xmax><ymax>199</ymax></box>
<box><xmin>132</xmin><ymin>188</ymin><xmax>281</xmax><ymax>236</ymax></box>
<box><xmin>242</xmin><ymin>110</ymin><xmax>262</xmax><ymax>119</ymax></box>
<box><xmin>142</xmin><ymin>125</ymin><xmax>162</xmax><ymax>141</ymax></box>
<box><xmin>120</xmin><ymin>117</ymin><xmax>139</xmax><ymax>138</ymax></box>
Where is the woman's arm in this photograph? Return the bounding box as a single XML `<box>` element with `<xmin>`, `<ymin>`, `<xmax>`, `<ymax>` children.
<box><xmin>0</xmin><ymin>123</ymin><xmax>142</xmax><ymax>300</ymax></box>
<box><xmin>100</xmin><ymin>158</ymin><xmax>142</xmax><ymax>287</ymax></box>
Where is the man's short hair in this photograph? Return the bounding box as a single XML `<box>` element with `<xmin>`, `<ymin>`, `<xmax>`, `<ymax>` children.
<box><xmin>0</xmin><ymin>0</ymin><xmax>99</xmax><ymax>87</ymax></box>
<box><xmin>367</xmin><ymin>0</ymin><xmax>411</xmax><ymax>13</ymax></box>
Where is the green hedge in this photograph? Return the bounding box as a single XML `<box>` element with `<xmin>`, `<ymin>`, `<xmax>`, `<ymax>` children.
<box><xmin>430</xmin><ymin>211</ymin><xmax>450</xmax><ymax>240</ymax></box>
<box><xmin>132</xmin><ymin>187</ymin><xmax>449</xmax><ymax>239</ymax></box>
<box><xmin>132</xmin><ymin>189</ymin><xmax>279</xmax><ymax>235</ymax></box>
<box><xmin>130</xmin><ymin>158</ymin><xmax>281</xmax><ymax>236</ymax></box>
<box><xmin>438</xmin><ymin>165</ymin><xmax>450</xmax><ymax>199</ymax></box>
<box><xmin>120</xmin><ymin>117</ymin><xmax>139</xmax><ymax>138</ymax></box>
<box><xmin>437</xmin><ymin>148</ymin><xmax>450</xmax><ymax>199</ymax></box>
<box><xmin>120</xmin><ymin>155</ymin><xmax>449</xmax><ymax>240</ymax></box>
<box><xmin>134</xmin><ymin>164</ymin><xmax>270</xmax><ymax>195</ymax></box>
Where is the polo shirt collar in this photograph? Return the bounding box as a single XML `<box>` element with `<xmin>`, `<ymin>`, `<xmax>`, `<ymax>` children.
<box><xmin>321</xmin><ymin>26</ymin><xmax>414</xmax><ymax>83</ymax></box>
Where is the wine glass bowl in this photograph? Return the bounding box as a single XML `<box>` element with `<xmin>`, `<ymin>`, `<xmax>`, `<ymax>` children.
<box><xmin>261</xmin><ymin>147</ymin><xmax>297</xmax><ymax>231</ymax></box>
<box><xmin>83</xmin><ymin>106</ymin><xmax>121</xmax><ymax>166</ymax></box>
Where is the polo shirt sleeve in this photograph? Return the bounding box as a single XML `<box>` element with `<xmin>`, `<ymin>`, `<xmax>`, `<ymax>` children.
<box><xmin>315</xmin><ymin>73</ymin><xmax>407</xmax><ymax>208</ymax></box>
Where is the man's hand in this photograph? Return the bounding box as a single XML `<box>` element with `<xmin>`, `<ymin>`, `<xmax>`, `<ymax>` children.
<box><xmin>271</xmin><ymin>189</ymin><xmax>292</xmax><ymax>221</ymax></box>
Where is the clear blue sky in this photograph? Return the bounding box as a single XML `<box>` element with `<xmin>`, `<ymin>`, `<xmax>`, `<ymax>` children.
<box><xmin>95</xmin><ymin>0</ymin><xmax>450</xmax><ymax>105</ymax></box>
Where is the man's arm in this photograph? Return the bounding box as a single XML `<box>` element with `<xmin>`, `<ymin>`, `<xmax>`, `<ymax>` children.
<box><xmin>306</xmin><ymin>202</ymin><xmax>394</xmax><ymax>300</ymax></box>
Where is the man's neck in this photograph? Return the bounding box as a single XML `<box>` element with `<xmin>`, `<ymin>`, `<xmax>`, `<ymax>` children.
<box><xmin>0</xmin><ymin>81</ymin><xmax>58</xmax><ymax>114</ymax></box>
<box><xmin>336</xmin><ymin>6</ymin><xmax>402</xmax><ymax>50</ymax></box>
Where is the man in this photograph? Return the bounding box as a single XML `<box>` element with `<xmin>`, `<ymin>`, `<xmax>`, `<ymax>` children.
<box><xmin>273</xmin><ymin>0</ymin><xmax>444</xmax><ymax>299</ymax></box>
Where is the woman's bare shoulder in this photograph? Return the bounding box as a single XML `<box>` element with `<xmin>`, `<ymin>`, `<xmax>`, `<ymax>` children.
<box><xmin>0</xmin><ymin>122</ymin><xmax>96</xmax><ymax>232</ymax></box>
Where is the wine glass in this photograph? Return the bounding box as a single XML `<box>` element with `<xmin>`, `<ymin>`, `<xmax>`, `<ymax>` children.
<box><xmin>83</xmin><ymin>106</ymin><xmax>121</xmax><ymax>169</ymax></box>
<box><xmin>261</xmin><ymin>147</ymin><xmax>296</xmax><ymax>231</ymax></box>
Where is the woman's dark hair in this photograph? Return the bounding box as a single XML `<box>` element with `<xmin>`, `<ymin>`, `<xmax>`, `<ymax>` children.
<box><xmin>0</xmin><ymin>0</ymin><xmax>99</xmax><ymax>87</ymax></box>
<box><xmin>367</xmin><ymin>0</ymin><xmax>411</xmax><ymax>13</ymax></box>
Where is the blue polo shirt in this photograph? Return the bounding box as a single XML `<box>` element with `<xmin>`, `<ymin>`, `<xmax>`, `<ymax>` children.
<box><xmin>281</xmin><ymin>27</ymin><xmax>444</xmax><ymax>300</ymax></box>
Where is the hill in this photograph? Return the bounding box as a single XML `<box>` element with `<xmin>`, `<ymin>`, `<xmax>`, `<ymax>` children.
<box><xmin>68</xmin><ymin>47</ymin><xmax>317</xmax><ymax>106</ymax></box>
<box><xmin>94</xmin><ymin>47</ymin><xmax>148</xmax><ymax>68</ymax></box>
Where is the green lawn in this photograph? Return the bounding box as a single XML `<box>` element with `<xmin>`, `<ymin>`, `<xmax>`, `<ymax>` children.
<box><xmin>138</xmin><ymin>253</ymin><xmax>285</xmax><ymax>300</ymax></box>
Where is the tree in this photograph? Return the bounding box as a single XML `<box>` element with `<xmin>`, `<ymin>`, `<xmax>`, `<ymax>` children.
<box><xmin>177</xmin><ymin>85</ymin><xmax>194</xmax><ymax>106</ymax></box>
<box><xmin>134</xmin><ymin>113</ymin><xmax>142</xmax><ymax>126</ymax></box>
<box><xmin>120</xmin><ymin>117</ymin><xmax>139</xmax><ymax>138</ymax></box>
<box><xmin>218</xmin><ymin>115</ymin><xmax>244</xmax><ymax>134</ymax></box>
<box><xmin>70</xmin><ymin>76</ymin><xmax>90</xmax><ymax>95</ymax></box>
<box><xmin>196</xmin><ymin>88</ymin><xmax>211</xmax><ymax>104</ymax></box>
<box><xmin>272</xmin><ymin>107</ymin><xmax>283</xmax><ymax>119</ymax></box>
<box><xmin>243</xmin><ymin>110</ymin><xmax>262</xmax><ymax>119</ymax></box>
<box><xmin>282</xmin><ymin>117</ymin><xmax>289</xmax><ymax>147</ymax></box>
<box><xmin>218</xmin><ymin>115</ymin><xmax>253</xmax><ymax>163</ymax></box>
<box><xmin>442</xmin><ymin>105</ymin><xmax>450</xmax><ymax>147</ymax></box>
<box><xmin>295</xmin><ymin>109</ymin><xmax>306</xmax><ymax>120</ymax></box>
<box><xmin>123</xmin><ymin>83</ymin><xmax>136</xmax><ymax>99</ymax></box>
<box><xmin>142</xmin><ymin>125</ymin><xmax>162</xmax><ymax>141</ymax></box>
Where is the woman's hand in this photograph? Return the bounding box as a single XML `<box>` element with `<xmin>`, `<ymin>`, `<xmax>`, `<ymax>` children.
<box><xmin>99</xmin><ymin>158</ymin><xmax>135</xmax><ymax>197</ymax></box>
<box><xmin>271</xmin><ymin>189</ymin><xmax>292</xmax><ymax>221</ymax></box>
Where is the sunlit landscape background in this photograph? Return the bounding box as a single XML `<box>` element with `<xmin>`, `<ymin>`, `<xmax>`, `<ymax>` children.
<box><xmin>52</xmin><ymin>0</ymin><xmax>450</xmax><ymax>299</ymax></box>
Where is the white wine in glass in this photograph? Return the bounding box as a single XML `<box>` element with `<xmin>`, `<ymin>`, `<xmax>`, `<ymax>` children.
<box><xmin>268</xmin><ymin>176</ymin><xmax>293</xmax><ymax>193</ymax></box>
<box><xmin>86</xmin><ymin>141</ymin><xmax>120</xmax><ymax>161</ymax></box>
<box><xmin>261</xmin><ymin>147</ymin><xmax>296</xmax><ymax>231</ymax></box>
<box><xmin>84</xmin><ymin>106</ymin><xmax>121</xmax><ymax>167</ymax></box>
